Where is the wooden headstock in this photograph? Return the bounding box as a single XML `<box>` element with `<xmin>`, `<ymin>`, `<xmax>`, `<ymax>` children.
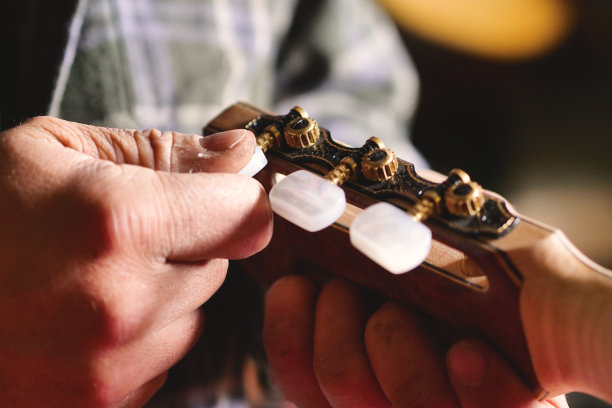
<box><xmin>204</xmin><ymin>102</ymin><xmax>612</xmax><ymax>400</ymax></box>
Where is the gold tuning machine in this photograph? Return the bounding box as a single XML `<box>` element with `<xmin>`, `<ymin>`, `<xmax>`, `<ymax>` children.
<box><xmin>284</xmin><ymin>117</ymin><xmax>320</xmax><ymax>148</ymax></box>
<box><xmin>445</xmin><ymin>178</ymin><xmax>486</xmax><ymax>217</ymax></box>
<box><xmin>204</xmin><ymin>102</ymin><xmax>518</xmax><ymax>236</ymax></box>
<box><xmin>361</xmin><ymin>148</ymin><xmax>399</xmax><ymax>181</ymax></box>
<box><xmin>254</xmin><ymin>106</ymin><xmax>314</xmax><ymax>152</ymax></box>
<box><xmin>325</xmin><ymin>157</ymin><xmax>358</xmax><ymax>186</ymax></box>
<box><xmin>359</xmin><ymin>137</ymin><xmax>399</xmax><ymax>181</ymax></box>
<box><xmin>256</xmin><ymin>124</ymin><xmax>282</xmax><ymax>152</ymax></box>
<box><xmin>408</xmin><ymin>190</ymin><xmax>443</xmax><ymax>222</ymax></box>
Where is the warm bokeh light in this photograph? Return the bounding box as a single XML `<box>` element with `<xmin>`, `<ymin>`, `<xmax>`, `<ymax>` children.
<box><xmin>377</xmin><ymin>0</ymin><xmax>574</xmax><ymax>60</ymax></box>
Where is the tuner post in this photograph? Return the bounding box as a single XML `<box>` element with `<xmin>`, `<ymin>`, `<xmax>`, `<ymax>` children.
<box><xmin>289</xmin><ymin>106</ymin><xmax>309</xmax><ymax>120</ymax></box>
<box><xmin>252</xmin><ymin>105</ymin><xmax>313</xmax><ymax>152</ymax></box>
<box><xmin>325</xmin><ymin>157</ymin><xmax>358</xmax><ymax>186</ymax></box>
<box><xmin>445</xmin><ymin>181</ymin><xmax>486</xmax><ymax>217</ymax></box>
<box><xmin>256</xmin><ymin>124</ymin><xmax>281</xmax><ymax>152</ymax></box>
<box><xmin>363</xmin><ymin>136</ymin><xmax>386</xmax><ymax>151</ymax></box>
<box><xmin>448</xmin><ymin>168</ymin><xmax>472</xmax><ymax>184</ymax></box>
<box><xmin>408</xmin><ymin>189</ymin><xmax>442</xmax><ymax>222</ymax></box>
<box><xmin>284</xmin><ymin>117</ymin><xmax>320</xmax><ymax>148</ymax></box>
<box><xmin>361</xmin><ymin>147</ymin><xmax>399</xmax><ymax>181</ymax></box>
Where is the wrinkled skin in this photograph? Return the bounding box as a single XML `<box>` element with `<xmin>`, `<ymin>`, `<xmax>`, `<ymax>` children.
<box><xmin>0</xmin><ymin>117</ymin><xmax>273</xmax><ymax>407</ymax></box>
<box><xmin>264</xmin><ymin>276</ymin><xmax>570</xmax><ymax>408</ymax></box>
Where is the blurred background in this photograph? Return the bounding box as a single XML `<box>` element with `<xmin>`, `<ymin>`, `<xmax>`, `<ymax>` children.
<box><xmin>375</xmin><ymin>0</ymin><xmax>611</xmax><ymax>406</ymax></box>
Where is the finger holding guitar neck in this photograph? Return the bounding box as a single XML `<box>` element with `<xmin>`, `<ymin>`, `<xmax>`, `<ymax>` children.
<box><xmin>264</xmin><ymin>277</ymin><xmax>393</xmax><ymax>408</ymax></box>
<box><xmin>447</xmin><ymin>339</ymin><xmax>569</xmax><ymax>408</ymax></box>
<box><xmin>364</xmin><ymin>302</ymin><xmax>460</xmax><ymax>407</ymax></box>
<box><xmin>312</xmin><ymin>279</ymin><xmax>390</xmax><ymax>408</ymax></box>
<box><xmin>263</xmin><ymin>276</ymin><xmax>332</xmax><ymax>408</ymax></box>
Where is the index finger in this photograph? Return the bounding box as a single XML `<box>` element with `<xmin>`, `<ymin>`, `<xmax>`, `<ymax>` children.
<box><xmin>161</xmin><ymin>171</ymin><xmax>273</xmax><ymax>261</ymax></box>
<box><xmin>84</xmin><ymin>165</ymin><xmax>273</xmax><ymax>262</ymax></box>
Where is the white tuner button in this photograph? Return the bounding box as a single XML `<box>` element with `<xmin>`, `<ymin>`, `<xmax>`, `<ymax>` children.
<box><xmin>269</xmin><ymin>170</ymin><xmax>346</xmax><ymax>232</ymax></box>
<box><xmin>238</xmin><ymin>146</ymin><xmax>268</xmax><ymax>177</ymax></box>
<box><xmin>350</xmin><ymin>202</ymin><xmax>432</xmax><ymax>274</ymax></box>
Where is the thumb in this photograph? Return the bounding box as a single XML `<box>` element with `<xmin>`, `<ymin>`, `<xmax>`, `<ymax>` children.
<box><xmin>16</xmin><ymin>116</ymin><xmax>255</xmax><ymax>173</ymax></box>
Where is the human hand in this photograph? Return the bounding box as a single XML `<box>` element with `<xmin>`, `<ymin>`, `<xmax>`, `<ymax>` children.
<box><xmin>263</xmin><ymin>276</ymin><xmax>569</xmax><ymax>408</ymax></box>
<box><xmin>0</xmin><ymin>117</ymin><xmax>272</xmax><ymax>407</ymax></box>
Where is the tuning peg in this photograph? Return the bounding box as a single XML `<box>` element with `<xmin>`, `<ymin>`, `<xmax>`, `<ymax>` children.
<box><xmin>350</xmin><ymin>202</ymin><xmax>432</xmax><ymax>274</ymax></box>
<box><xmin>238</xmin><ymin>146</ymin><xmax>268</xmax><ymax>177</ymax></box>
<box><xmin>269</xmin><ymin>170</ymin><xmax>346</xmax><ymax>232</ymax></box>
<box><xmin>269</xmin><ymin>157</ymin><xmax>357</xmax><ymax>231</ymax></box>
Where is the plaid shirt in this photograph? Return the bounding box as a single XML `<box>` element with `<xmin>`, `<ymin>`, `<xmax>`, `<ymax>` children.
<box><xmin>53</xmin><ymin>0</ymin><xmax>425</xmax><ymax>167</ymax></box>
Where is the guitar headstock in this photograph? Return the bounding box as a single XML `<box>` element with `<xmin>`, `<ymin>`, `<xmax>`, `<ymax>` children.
<box><xmin>206</xmin><ymin>102</ymin><xmax>518</xmax><ymax>237</ymax></box>
<box><xmin>204</xmin><ymin>102</ymin><xmax>547</xmax><ymax>398</ymax></box>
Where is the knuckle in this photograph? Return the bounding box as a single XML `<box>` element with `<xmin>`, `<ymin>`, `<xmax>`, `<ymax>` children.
<box><xmin>141</xmin><ymin>128</ymin><xmax>172</xmax><ymax>170</ymax></box>
<box><xmin>77</xmin><ymin>173</ymin><xmax>150</xmax><ymax>254</ymax></box>
<box><xmin>79</xmin><ymin>367</ymin><xmax>125</xmax><ymax>408</ymax></box>
<box><xmin>2</xmin><ymin>116</ymin><xmax>57</xmax><ymax>146</ymax></box>
<box><xmin>56</xmin><ymin>164</ymin><xmax>165</xmax><ymax>258</ymax></box>
<box><xmin>88</xmin><ymin>288</ymin><xmax>143</xmax><ymax>346</ymax></box>
<box><xmin>61</xmin><ymin>342</ymin><xmax>131</xmax><ymax>407</ymax></box>
<box><xmin>79</xmin><ymin>270</ymin><xmax>148</xmax><ymax>347</ymax></box>
<box><xmin>23</xmin><ymin>115</ymin><xmax>57</xmax><ymax>128</ymax></box>
<box><xmin>31</xmin><ymin>172</ymin><xmax>128</xmax><ymax>261</ymax></box>
<box><xmin>97</xmin><ymin>194</ymin><xmax>135</xmax><ymax>250</ymax></box>
<box><xmin>67</xmin><ymin>181</ymin><xmax>130</xmax><ymax>256</ymax></box>
<box><xmin>22</xmin><ymin>116</ymin><xmax>73</xmax><ymax>140</ymax></box>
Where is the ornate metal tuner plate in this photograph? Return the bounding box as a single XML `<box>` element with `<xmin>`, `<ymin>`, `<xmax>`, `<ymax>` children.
<box><xmin>205</xmin><ymin>102</ymin><xmax>518</xmax><ymax>237</ymax></box>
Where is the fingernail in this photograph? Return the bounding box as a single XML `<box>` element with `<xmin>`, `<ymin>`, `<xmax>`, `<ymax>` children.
<box><xmin>238</xmin><ymin>146</ymin><xmax>268</xmax><ymax>177</ymax></box>
<box><xmin>200</xmin><ymin>129</ymin><xmax>247</xmax><ymax>151</ymax></box>
<box><xmin>448</xmin><ymin>342</ymin><xmax>487</xmax><ymax>386</ymax></box>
